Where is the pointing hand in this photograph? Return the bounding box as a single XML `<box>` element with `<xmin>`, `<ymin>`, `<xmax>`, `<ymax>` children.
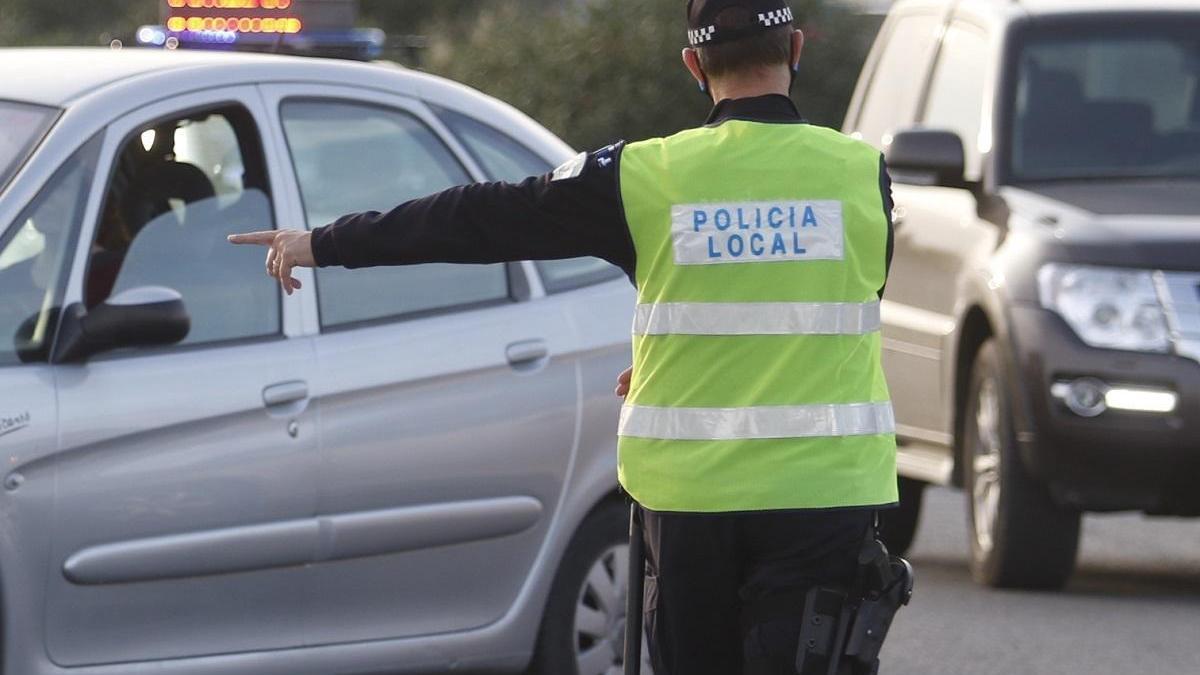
<box><xmin>227</xmin><ymin>229</ymin><xmax>315</xmax><ymax>296</ymax></box>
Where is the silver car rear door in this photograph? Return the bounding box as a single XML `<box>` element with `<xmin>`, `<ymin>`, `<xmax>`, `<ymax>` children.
<box><xmin>261</xmin><ymin>82</ymin><xmax>580</xmax><ymax>645</ymax></box>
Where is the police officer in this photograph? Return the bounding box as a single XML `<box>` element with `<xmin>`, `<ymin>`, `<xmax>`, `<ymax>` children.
<box><xmin>231</xmin><ymin>1</ymin><xmax>898</xmax><ymax>672</ymax></box>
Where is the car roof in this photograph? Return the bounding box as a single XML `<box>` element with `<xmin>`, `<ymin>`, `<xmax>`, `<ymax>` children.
<box><xmin>893</xmin><ymin>0</ymin><xmax>1200</xmax><ymax>20</ymax></box>
<box><xmin>0</xmin><ymin>48</ymin><xmax>297</xmax><ymax>107</ymax></box>
<box><xmin>0</xmin><ymin>47</ymin><xmax>459</xmax><ymax>109</ymax></box>
<box><xmin>1011</xmin><ymin>0</ymin><xmax>1200</xmax><ymax>14</ymax></box>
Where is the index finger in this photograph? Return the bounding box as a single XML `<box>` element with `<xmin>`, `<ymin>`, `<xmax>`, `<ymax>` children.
<box><xmin>227</xmin><ymin>231</ymin><xmax>277</xmax><ymax>246</ymax></box>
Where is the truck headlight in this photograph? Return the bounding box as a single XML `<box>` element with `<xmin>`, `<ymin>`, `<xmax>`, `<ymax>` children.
<box><xmin>1038</xmin><ymin>264</ymin><xmax>1169</xmax><ymax>353</ymax></box>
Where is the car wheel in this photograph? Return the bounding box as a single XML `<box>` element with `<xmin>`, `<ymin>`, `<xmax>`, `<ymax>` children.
<box><xmin>529</xmin><ymin>501</ymin><xmax>653</xmax><ymax>675</ymax></box>
<box><xmin>878</xmin><ymin>477</ymin><xmax>925</xmax><ymax>557</ymax></box>
<box><xmin>964</xmin><ymin>340</ymin><xmax>1081</xmax><ymax>589</ymax></box>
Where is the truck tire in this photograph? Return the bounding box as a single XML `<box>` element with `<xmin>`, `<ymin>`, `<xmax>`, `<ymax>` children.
<box><xmin>964</xmin><ymin>340</ymin><xmax>1081</xmax><ymax>589</ymax></box>
<box><xmin>878</xmin><ymin>477</ymin><xmax>925</xmax><ymax>557</ymax></box>
<box><xmin>528</xmin><ymin>501</ymin><xmax>653</xmax><ymax>675</ymax></box>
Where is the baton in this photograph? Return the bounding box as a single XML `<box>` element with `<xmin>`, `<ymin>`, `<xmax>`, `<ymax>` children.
<box><xmin>623</xmin><ymin>503</ymin><xmax>645</xmax><ymax>675</ymax></box>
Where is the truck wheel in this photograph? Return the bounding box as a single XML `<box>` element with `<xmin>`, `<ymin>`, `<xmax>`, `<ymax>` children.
<box><xmin>528</xmin><ymin>501</ymin><xmax>653</xmax><ymax>675</ymax></box>
<box><xmin>964</xmin><ymin>340</ymin><xmax>1081</xmax><ymax>589</ymax></box>
<box><xmin>878</xmin><ymin>477</ymin><xmax>925</xmax><ymax>557</ymax></box>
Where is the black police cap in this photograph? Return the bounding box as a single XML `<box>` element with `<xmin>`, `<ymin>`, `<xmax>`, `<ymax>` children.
<box><xmin>686</xmin><ymin>0</ymin><xmax>794</xmax><ymax>47</ymax></box>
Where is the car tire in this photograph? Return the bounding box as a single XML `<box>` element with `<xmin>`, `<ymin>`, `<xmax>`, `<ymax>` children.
<box><xmin>878</xmin><ymin>477</ymin><xmax>925</xmax><ymax>557</ymax></box>
<box><xmin>528</xmin><ymin>501</ymin><xmax>653</xmax><ymax>675</ymax></box>
<box><xmin>964</xmin><ymin>340</ymin><xmax>1081</xmax><ymax>590</ymax></box>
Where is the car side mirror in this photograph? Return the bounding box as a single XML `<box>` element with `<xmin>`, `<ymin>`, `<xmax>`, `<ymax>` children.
<box><xmin>885</xmin><ymin>129</ymin><xmax>967</xmax><ymax>188</ymax></box>
<box><xmin>52</xmin><ymin>287</ymin><xmax>190</xmax><ymax>363</ymax></box>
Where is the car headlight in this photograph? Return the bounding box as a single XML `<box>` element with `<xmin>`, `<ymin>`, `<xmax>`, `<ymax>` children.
<box><xmin>1037</xmin><ymin>264</ymin><xmax>1170</xmax><ymax>353</ymax></box>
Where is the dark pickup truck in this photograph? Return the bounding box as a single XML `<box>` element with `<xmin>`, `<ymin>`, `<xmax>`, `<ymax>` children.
<box><xmin>843</xmin><ymin>0</ymin><xmax>1200</xmax><ymax>588</ymax></box>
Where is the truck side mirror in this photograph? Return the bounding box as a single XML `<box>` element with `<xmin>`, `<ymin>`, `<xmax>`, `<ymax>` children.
<box><xmin>885</xmin><ymin>129</ymin><xmax>967</xmax><ymax>188</ymax></box>
<box><xmin>52</xmin><ymin>286</ymin><xmax>190</xmax><ymax>363</ymax></box>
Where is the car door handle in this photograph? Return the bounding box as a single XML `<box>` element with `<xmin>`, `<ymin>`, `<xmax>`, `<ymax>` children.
<box><xmin>892</xmin><ymin>206</ymin><xmax>908</xmax><ymax>230</ymax></box>
<box><xmin>506</xmin><ymin>339</ymin><xmax>549</xmax><ymax>368</ymax></box>
<box><xmin>263</xmin><ymin>380</ymin><xmax>309</xmax><ymax>408</ymax></box>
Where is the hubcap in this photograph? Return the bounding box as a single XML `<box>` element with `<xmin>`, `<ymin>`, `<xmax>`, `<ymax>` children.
<box><xmin>573</xmin><ymin>543</ymin><xmax>653</xmax><ymax>675</ymax></box>
<box><xmin>972</xmin><ymin>376</ymin><xmax>1002</xmax><ymax>554</ymax></box>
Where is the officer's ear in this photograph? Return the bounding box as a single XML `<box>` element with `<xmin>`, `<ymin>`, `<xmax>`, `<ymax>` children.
<box><xmin>790</xmin><ymin>29</ymin><xmax>805</xmax><ymax>71</ymax></box>
<box><xmin>682</xmin><ymin>47</ymin><xmax>706</xmax><ymax>89</ymax></box>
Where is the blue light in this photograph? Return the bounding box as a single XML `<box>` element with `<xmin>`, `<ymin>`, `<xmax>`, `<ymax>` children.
<box><xmin>176</xmin><ymin>30</ymin><xmax>238</xmax><ymax>45</ymax></box>
<box><xmin>136</xmin><ymin>25</ymin><xmax>168</xmax><ymax>46</ymax></box>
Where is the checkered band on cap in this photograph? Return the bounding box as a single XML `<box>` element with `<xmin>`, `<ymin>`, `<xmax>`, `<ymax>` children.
<box><xmin>758</xmin><ymin>7</ymin><xmax>793</xmax><ymax>26</ymax></box>
<box><xmin>688</xmin><ymin>25</ymin><xmax>719</xmax><ymax>46</ymax></box>
<box><xmin>686</xmin><ymin>1</ymin><xmax>794</xmax><ymax>47</ymax></box>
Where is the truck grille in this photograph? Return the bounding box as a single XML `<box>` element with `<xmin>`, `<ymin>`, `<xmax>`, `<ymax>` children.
<box><xmin>1157</xmin><ymin>272</ymin><xmax>1200</xmax><ymax>364</ymax></box>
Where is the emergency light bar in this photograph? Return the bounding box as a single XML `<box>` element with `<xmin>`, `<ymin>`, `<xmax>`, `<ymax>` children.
<box><xmin>138</xmin><ymin>0</ymin><xmax>383</xmax><ymax>60</ymax></box>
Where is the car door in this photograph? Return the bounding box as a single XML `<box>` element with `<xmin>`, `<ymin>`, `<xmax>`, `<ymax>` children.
<box><xmin>45</xmin><ymin>88</ymin><xmax>319</xmax><ymax>666</ymax></box>
<box><xmin>885</xmin><ymin>19</ymin><xmax>998</xmax><ymax>442</ymax></box>
<box><xmin>263</xmin><ymin>84</ymin><xmax>579</xmax><ymax>644</ymax></box>
<box><xmin>846</xmin><ymin>8</ymin><xmax>954</xmax><ymax>442</ymax></box>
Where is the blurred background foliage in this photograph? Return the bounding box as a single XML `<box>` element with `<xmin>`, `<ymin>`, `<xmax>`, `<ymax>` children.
<box><xmin>1</xmin><ymin>0</ymin><xmax>879</xmax><ymax>150</ymax></box>
<box><xmin>415</xmin><ymin>0</ymin><xmax>879</xmax><ymax>149</ymax></box>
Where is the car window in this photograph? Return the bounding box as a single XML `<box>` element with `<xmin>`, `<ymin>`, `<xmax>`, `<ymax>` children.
<box><xmin>0</xmin><ymin>135</ymin><xmax>101</xmax><ymax>365</ymax></box>
<box><xmin>1011</xmin><ymin>20</ymin><xmax>1200</xmax><ymax>181</ymax></box>
<box><xmin>922</xmin><ymin>22</ymin><xmax>990</xmax><ymax>180</ymax></box>
<box><xmin>86</xmin><ymin>105</ymin><xmax>280</xmax><ymax>348</ymax></box>
<box><xmin>853</xmin><ymin>13</ymin><xmax>943</xmax><ymax>149</ymax></box>
<box><xmin>435</xmin><ymin>107</ymin><xmax>550</xmax><ymax>181</ymax></box>
<box><xmin>434</xmin><ymin>106</ymin><xmax>623</xmax><ymax>294</ymax></box>
<box><xmin>281</xmin><ymin>99</ymin><xmax>509</xmax><ymax>328</ymax></box>
<box><xmin>0</xmin><ymin>101</ymin><xmax>58</xmax><ymax>193</ymax></box>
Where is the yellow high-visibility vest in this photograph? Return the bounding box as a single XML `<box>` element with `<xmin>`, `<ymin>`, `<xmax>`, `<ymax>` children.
<box><xmin>617</xmin><ymin>120</ymin><xmax>897</xmax><ymax>512</ymax></box>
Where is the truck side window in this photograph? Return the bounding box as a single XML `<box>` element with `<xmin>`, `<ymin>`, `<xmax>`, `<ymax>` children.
<box><xmin>922</xmin><ymin>22</ymin><xmax>991</xmax><ymax>180</ymax></box>
<box><xmin>853</xmin><ymin>13</ymin><xmax>943</xmax><ymax>150</ymax></box>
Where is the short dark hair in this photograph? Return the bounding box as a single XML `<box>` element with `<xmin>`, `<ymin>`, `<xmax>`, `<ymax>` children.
<box><xmin>696</xmin><ymin>20</ymin><xmax>792</xmax><ymax>79</ymax></box>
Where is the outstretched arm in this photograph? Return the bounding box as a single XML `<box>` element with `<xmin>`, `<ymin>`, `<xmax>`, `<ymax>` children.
<box><xmin>229</xmin><ymin>144</ymin><xmax>634</xmax><ymax>295</ymax></box>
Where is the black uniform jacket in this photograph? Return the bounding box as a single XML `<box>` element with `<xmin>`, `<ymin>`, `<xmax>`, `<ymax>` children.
<box><xmin>310</xmin><ymin>94</ymin><xmax>894</xmax><ymax>294</ymax></box>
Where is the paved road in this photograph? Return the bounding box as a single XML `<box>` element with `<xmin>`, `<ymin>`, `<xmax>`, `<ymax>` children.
<box><xmin>881</xmin><ymin>487</ymin><xmax>1200</xmax><ymax>675</ymax></box>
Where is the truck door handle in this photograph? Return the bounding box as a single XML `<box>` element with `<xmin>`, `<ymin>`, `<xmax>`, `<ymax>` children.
<box><xmin>506</xmin><ymin>339</ymin><xmax>549</xmax><ymax>369</ymax></box>
<box><xmin>263</xmin><ymin>380</ymin><xmax>309</xmax><ymax>408</ymax></box>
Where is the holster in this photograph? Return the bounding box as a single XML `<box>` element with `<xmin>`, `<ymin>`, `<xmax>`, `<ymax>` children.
<box><xmin>795</xmin><ymin>534</ymin><xmax>914</xmax><ymax>675</ymax></box>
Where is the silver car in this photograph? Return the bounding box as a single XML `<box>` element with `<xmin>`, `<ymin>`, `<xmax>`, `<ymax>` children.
<box><xmin>0</xmin><ymin>48</ymin><xmax>640</xmax><ymax>675</ymax></box>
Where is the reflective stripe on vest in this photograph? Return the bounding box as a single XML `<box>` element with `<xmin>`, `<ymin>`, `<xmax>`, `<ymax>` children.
<box><xmin>619</xmin><ymin>401</ymin><xmax>895</xmax><ymax>441</ymax></box>
<box><xmin>633</xmin><ymin>300</ymin><xmax>881</xmax><ymax>336</ymax></box>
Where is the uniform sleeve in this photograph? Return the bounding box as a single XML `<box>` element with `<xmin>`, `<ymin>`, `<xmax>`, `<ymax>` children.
<box><xmin>309</xmin><ymin>143</ymin><xmax>636</xmax><ymax>280</ymax></box>
<box><xmin>878</xmin><ymin>154</ymin><xmax>895</xmax><ymax>299</ymax></box>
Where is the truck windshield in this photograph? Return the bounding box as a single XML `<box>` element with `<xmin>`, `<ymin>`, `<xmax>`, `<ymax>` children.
<box><xmin>1010</xmin><ymin>20</ymin><xmax>1200</xmax><ymax>181</ymax></box>
<box><xmin>0</xmin><ymin>101</ymin><xmax>58</xmax><ymax>193</ymax></box>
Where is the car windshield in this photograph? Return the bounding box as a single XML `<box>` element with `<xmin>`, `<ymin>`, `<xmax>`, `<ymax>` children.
<box><xmin>1010</xmin><ymin>19</ymin><xmax>1200</xmax><ymax>181</ymax></box>
<box><xmin>0</xmin><ymin>101</ymin><xmax>58</xmax><ymax>192</ymax></box>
